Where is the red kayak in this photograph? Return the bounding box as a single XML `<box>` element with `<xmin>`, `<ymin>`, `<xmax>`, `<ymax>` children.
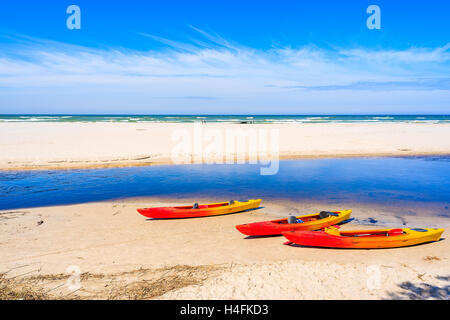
<box><xmin>235</xmin><ymin>210</ymin><xmax>352</xmax><ymax>236</ymax></box>
<box><xmin>137</xmin><ymin>199</ymin><xmax>261</xmax><ymax>219</ymax></box>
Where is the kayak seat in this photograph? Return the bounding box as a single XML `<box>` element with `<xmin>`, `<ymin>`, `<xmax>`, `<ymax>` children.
<box><xmin>193</xmin><ymin>203</ymin><xmax>199</xmax><ymax>209</ymax></box>
<box><xmin>319</xmin><ymin>211</ymin><xmax>330</xmax><ymax>219</ymax></box>
<box><xmin>287</xmin><ymin>216</ymin><xmax>297</xmax><ymax>224</ymax></box>
<box><xmin>229</xmin><ymin>200</ymin><xmax>235</xmax><ymax>205</ymax></box>
<box><xmin>320</xmin><ymin>211</ymin><xmax>339</xmax><ymax>219</ymax></box>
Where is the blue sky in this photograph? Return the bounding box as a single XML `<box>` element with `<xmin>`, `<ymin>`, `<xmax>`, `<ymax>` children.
<box><xmin>0</xmin><ymin>0</ymin><xmax>449</xmax><ymax>114</ymax></box>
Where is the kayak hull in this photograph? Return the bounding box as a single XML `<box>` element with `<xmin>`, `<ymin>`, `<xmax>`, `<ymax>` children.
<box><xmin>282</xmin><ymin>228</ymin><xmax>444</xmax><ymax>249</ymax></box>
<box><xmin>235</xmin><ymin>210</ymin><xmax>352</xmax><ymax>236</ymax></box>
<box><xmin>137</xmin><ymin>199</ymin><xmax>261</xmax><ymax>219</ymax></box>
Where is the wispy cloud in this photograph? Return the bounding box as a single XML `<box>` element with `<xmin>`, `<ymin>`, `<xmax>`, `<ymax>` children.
<box><xmin>0</xmin><ymin>28</ymin><xmax>449</xmax><ymax>113</ymax></box>
<box><xmin>279</xmin><ymin>78</ymin><xmax>450</xmax><ymax>91</ymax></box>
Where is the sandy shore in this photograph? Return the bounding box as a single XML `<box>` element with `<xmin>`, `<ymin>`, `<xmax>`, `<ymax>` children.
<box><xmin>1</xmin><ymin>121</ymin><xmax>449</xmax><ymax>299</ymax></box>
<box><xmin>1</xmin><ymin>198</ymin><xmax>448</xmax><ymax>299</ymax></box>
<box><xmin>1</xmin><ymin>122</ymin><xmax>449</xmax><ymax>170</ymax></box>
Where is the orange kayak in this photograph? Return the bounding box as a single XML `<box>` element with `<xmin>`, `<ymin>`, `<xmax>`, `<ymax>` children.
<box><xmin>282</xmin><ymin>227</ymin><xmax>444</xmax><ymax>249</ymax></box>
<box><xmin>137</xmin><ymin>199</ymin><xmax>261</xmax><ymax>219</ymax></box>
<box><xmin>236</xmin><ymin>210</ymin><xmax>352</xmax><ymax>236</ymax></box>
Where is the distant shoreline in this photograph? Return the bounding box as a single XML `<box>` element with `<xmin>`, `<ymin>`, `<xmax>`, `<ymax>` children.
<box><xmin>0</xmin><ymin>114</ymin><xmax>449</xmax><ymax>124</ymax></box>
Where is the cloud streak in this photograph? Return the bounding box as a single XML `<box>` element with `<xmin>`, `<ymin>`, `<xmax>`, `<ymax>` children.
<box><xmin>279</xmin><ymin>78</ymin><xmax>450</xmax><ymax>91</ymax></box>
<box><xmin>0</xmin><ymin>29</ymin><xmax>449</xmax><ymax>113</ymax></box>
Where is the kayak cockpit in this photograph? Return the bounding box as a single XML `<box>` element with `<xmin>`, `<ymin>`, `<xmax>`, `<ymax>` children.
<box><xmin>173</xmin><ymin>200</ymin><xmax>245</xmax><ymax>210</ymax></box>
<box><xmin>173</xmin><ymin>202</ymin><xmax>228</xmax><ymax>209</ymax></box>
<box><xmin>335</xmin><ymin>229</ymin><xmax>405</xmax><ymax>238</ymax></box>
<box><xmin>277</xmin><ymin>215</ymin><xmax>320</xmax><ymax>224</ymax></box>
<box><xmin>277</xmin><ymin>211</ymin><xmax>340</xmax><ymax>224</ymax></box>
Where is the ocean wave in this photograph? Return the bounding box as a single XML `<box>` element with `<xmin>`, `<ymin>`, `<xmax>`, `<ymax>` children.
<box><xmin>0</xmin><ymin>115</ymin><xmax>448</xmax><ymax>124</ymax></box>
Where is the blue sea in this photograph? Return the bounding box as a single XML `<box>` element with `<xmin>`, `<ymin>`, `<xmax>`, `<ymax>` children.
<box><xmin>0</xmin><ymin>114</ymin><xmax>449</xmax><ymax>124</ymax></box>
<box><xmin>1</xmin><ymin>157</ymin><xmax>449</xmax><ymax>212</ymax></box>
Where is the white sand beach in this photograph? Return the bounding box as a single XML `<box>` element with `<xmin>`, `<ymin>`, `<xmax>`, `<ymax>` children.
<box><xmin>0</xmin><ymin>122</ymin><xmax>449</xmax><ymax>170</ymax></box>
<box><xmin>0</xmin><ymin>198</ymin><xmax>448</xmax><ymax>299</ymax></box>
<box><xmin>1</xmin><ymin>121</ymin><xmax>449</xmax><ymax>299</ymax></box>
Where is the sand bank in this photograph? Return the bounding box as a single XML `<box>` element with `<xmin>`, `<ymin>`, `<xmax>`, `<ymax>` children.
<box><xmin>0</xmin><ymin>122</ymin><xmax>449</xmax><ymax>170</ymax></box>
<box><xmin>1</xmin><ymin>198</ymin><xmax>448</xmax><ymax>299</ymax></box>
